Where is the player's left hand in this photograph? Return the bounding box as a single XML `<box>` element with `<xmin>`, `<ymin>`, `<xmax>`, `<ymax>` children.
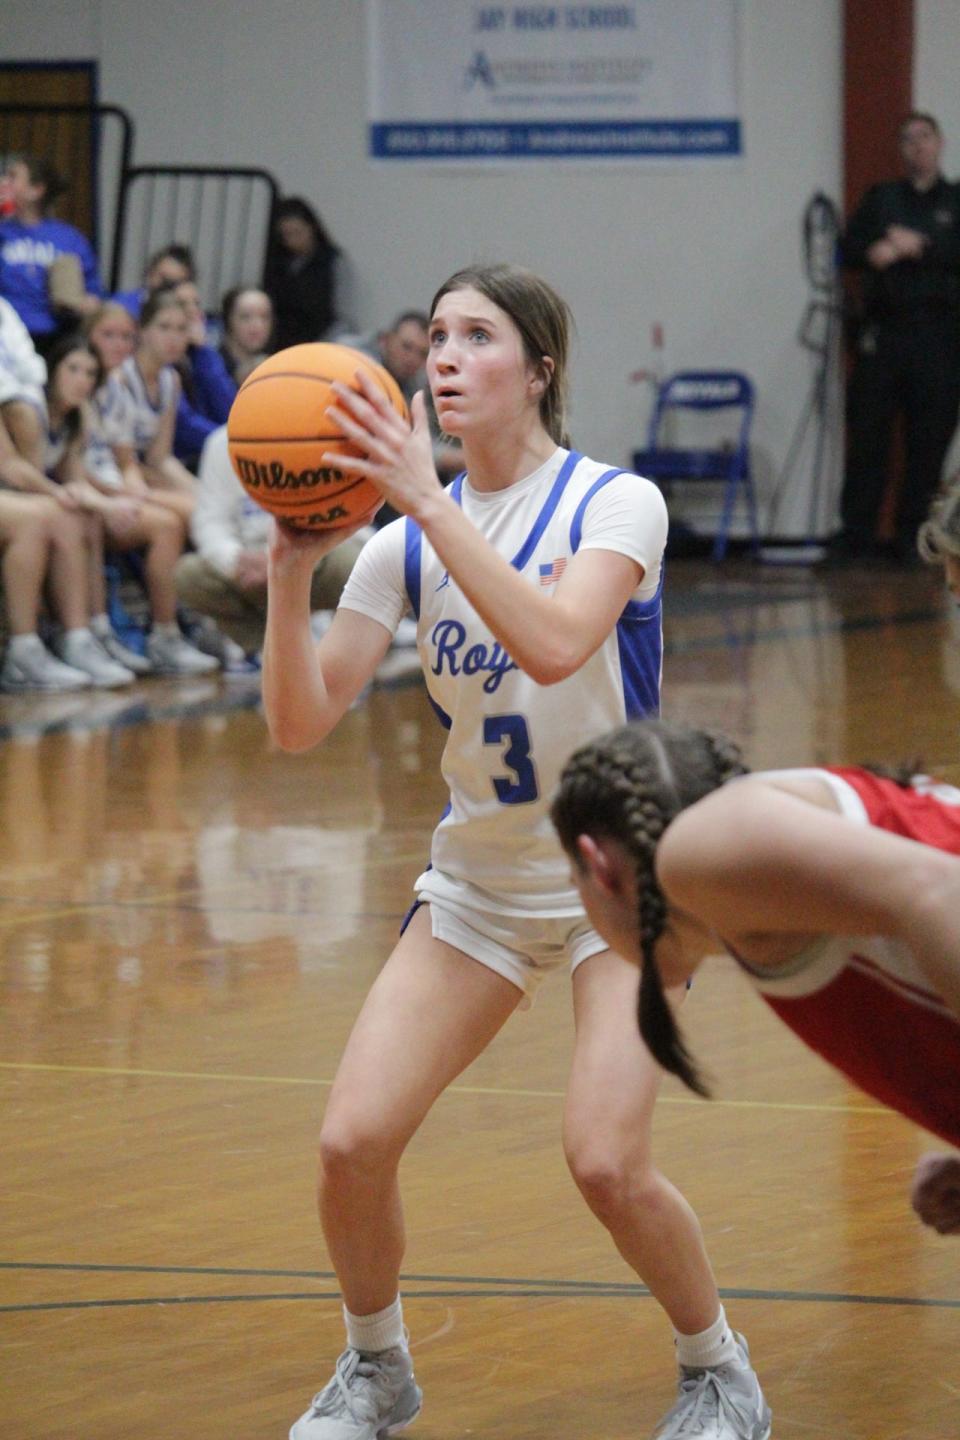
<box><xmin>910</xmin><ymin>1152</ymin><xmax>960</xmax><ymax>1234</ymax></box>
<box><xmin>323</xmin><ymin>373</ymin><xmax>440</xmax><ymax>523</ymax></box>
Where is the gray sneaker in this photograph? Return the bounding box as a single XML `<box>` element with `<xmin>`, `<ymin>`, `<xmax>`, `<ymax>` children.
<box><xmin>0</xmin><ymin>635</ymin><xmax>92</xmax><ymax>692</ymax></box>
<box><xmin>53</xmin><ymin>630</ymin><xmax>134</xmax><ymax>689</ymax></box>
<box><xmin>97</xmin><ymin>629</ymin><xmax>153</xmax><ymax>675</ymax></box>
<box><xmin>653</xmin><ymin>1333</ymin><xmax>771</xmax><ymax>1439</ymax></box>
<box><xmin>290</xmin><ymin>1345</ymin><xmax>422</xmax><ymax>1440</ymax></box>
<box><xmin>146</xmin><ymin>630</ymin><xmax>220</xmax><ymax>676</ymax></box>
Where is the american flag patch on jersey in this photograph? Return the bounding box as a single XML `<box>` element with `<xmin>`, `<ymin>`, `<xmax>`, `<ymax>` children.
<box><xmin>538</xmin><ymin>558</ymin><xmax>567</xmax><ymax>586</ymax></box>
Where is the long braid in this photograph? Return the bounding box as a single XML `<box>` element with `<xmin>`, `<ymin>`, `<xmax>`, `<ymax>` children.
<box><xmin>552</xmin><ymin>719</ymin><xmax>749</xmax><ymax>1098</ymax></box>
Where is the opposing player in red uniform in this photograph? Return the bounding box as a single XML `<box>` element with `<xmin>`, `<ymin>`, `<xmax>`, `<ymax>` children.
<box><xmin>551</xmin><ymin>718</ymin><xmax>960</xmax><ymax>1235</ymax></box>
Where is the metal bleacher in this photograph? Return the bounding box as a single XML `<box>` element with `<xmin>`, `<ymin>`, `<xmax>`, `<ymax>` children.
<box><xmin>0</xmin><ymin>103</ymin><xmax>280</xmax><ymax>308</ymax></box>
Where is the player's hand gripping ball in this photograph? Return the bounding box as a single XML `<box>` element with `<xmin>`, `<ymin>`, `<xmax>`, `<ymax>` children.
<box><xmin>226</xmin><ymin>342</ymin><xmax>409</xmax><ymax>530</ymax></box>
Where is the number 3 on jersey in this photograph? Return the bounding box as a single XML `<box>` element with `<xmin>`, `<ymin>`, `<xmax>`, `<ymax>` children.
<box><xmin>483</xmin><ymin>713</ymin><xmax>539</xmax><ymax>805</ymax></box>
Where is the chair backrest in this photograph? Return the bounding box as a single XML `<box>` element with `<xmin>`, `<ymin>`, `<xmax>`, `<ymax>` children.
<box><xmin>647</xmin><ymin>370</ymin><xmax>755</xmax><ymax>452</ymax></box>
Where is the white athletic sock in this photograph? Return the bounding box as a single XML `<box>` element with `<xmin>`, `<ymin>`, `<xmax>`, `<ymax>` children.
<box><xmin>344</xmin><ymin>1295</ymin><xmax>406</xmax><ymax>1354</ymax></box>
<box><xmin>152</xmin><ymin>621</ymin><xmax>180</xmax><ymax>639</ymax></box>
<box><xmin>675</xmin><ymin>1306</ymin><xmax>741</xmax><ymax>1369</ymax></box>
<box><xmin>90</xmin><ymin>613</ymin><xmax>111</xmax><ymax>637</ymax></box>
<box><xmin>8</xmin><ymin>632</ymin><xmax>42</xmax><ymax>655</ymax></box>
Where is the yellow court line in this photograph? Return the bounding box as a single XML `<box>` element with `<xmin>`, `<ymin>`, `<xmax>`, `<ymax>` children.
<box><xmin>0</xmin><ymin>1060</ymin><xmax>890</xmax><ymax>1118</ymax></box>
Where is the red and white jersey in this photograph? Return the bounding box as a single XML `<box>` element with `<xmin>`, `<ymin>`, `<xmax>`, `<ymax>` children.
<box><xmin>735</xmin><ymin>767</ymin><xmax>960</xmax><ymax>1145</ymax></box>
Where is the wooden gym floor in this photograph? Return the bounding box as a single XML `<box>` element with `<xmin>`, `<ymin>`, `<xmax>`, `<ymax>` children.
<box><xmin>1</xmin><ymin>557</ymin><xmax>957</xmax><ymax>1440</ymax></box>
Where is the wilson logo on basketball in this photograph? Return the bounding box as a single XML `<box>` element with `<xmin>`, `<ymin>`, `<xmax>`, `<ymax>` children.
<box><xmin>233</xmin><ymin>456</ymin><xmax>347</xmax><ymax>492</ymax></box>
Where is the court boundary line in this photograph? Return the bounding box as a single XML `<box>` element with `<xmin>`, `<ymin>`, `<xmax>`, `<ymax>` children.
<box><xmin>1</xmin><ymin>1259</ymin><xmax>956</xmax><ymax>1313</ymax></box>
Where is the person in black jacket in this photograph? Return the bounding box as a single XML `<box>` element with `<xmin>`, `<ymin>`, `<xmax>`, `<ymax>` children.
<box><xmin>263</xmin><ymin>196</ymin><xmax>339</xmax><ymax>351</ymax></box>
<box><xmin>832</xmin><ymin>112</ymin><xmax>960</xmax><ymax>564</ymax></box>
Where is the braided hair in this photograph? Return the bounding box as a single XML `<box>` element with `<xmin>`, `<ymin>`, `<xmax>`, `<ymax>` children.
<box><xmin>551</xmin><ymin>719</ymin><xmax>749</xmax><ymax>1096</ymax></box>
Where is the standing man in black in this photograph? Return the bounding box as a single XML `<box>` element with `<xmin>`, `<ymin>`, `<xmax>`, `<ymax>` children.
<box><xmin>834</xmin><ymin>112</ymin><xmax>960</xmax><ymax>563</ymax></box>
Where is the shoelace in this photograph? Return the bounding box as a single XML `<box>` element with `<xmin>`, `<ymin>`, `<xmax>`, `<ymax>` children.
<box><xmin>664</xmin><ymin>1367</ymin><xmax>749</xmax><ymax>1437</ymax></box>
<box><xmin>311</xmin><ymin>1349</ymin><xmax>400</xmax><ymax>1424</ymax></box>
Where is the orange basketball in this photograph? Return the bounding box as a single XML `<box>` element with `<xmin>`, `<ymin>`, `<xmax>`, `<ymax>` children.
<box><xmin>226</xmin><ymin>343</ymin><xmax>409</xmax><ymax>530</ymax></box>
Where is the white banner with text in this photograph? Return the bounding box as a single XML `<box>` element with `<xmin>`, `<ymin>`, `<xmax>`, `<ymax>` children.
<box><xmin>367</xmin><ymin>1</ymin><xmax>741</xmax><ymax>163</ymax></box>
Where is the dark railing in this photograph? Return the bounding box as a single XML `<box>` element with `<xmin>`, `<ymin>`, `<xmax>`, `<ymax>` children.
<box><xmin>113</xmin><ymin>165</ymin><xmax>279</xmax><ymax>312</ymax></box>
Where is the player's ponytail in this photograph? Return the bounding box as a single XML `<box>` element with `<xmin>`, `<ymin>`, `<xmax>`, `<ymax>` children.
<box><xmin>552</xmin><ymin>719</ymin><xmax>749</xmax><ymax>1096</ymax></box>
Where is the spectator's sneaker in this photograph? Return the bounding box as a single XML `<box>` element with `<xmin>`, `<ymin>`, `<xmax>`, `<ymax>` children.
<box><xmin>0</xmin><ymin>635</ymin><xmax>92</xmax><ymax>693</ymax></box>
<box><xmin>290</xmin><ymin>1345</ymin><xmax>422</xmax><ymax>1440</ymax></box>
<box><xmin>97</xmin><ymin>629</ymin><xmax>153</xmax><ymax>675</ymax></box>
<box><xmin>222</xmin><ymin>650</ymin><xmax>261</xmax><ymax>682</ymax></box>
<box><xmin>53</xmin><ymin>630</ymin><xmax>135</xmax><ymax>689</ymax></box>
<box><xmin>146</xmin><ymin>630</ymin><xmax>221</xmax><ymax>676</ymax></box>
<box><xmin>653</xmin><ymin>1334</ymin><xmax>771</xmax><ymax>1440</ymax></box>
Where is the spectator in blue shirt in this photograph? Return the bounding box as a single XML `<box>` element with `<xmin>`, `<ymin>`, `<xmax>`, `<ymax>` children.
<box><xmin>0</xmin><ymin>153</ymin><xmax>103</xmax><ymax>355</ymax></box>
<box><xmin>168</xmin><ymin>278</ymin><xmax>237</xmax><ymax>470</ymax></box>
<box><xmin>112</xmin><ymin>242</ymin><xmax>196</xmax><ymax>321</ymax></box>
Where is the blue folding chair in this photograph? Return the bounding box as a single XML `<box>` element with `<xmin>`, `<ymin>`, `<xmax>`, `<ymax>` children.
<box><xmin>632</xmin><ymin>371</ymin><xmax>760</xmax><ymax>561</ymax></box>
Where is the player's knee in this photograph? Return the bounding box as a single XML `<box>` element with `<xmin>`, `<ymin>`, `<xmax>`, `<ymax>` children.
<box><xmin>564</xmin><ymin>1136</ymin><xmax>655</xmax><ymax>1219</ymax></box>
<box><xmin>318</xmin><ymin>1116</ymin><xmax>399</xmax><ymax>1189</ymax></box>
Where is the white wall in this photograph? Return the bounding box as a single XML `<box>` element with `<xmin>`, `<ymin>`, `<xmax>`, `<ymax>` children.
<box><xmin>3</xmin><ymin>0</ymin><xmax>843</xmax><ymax>537</ymax></box>
<box><xmin>915</xmin><ymin>1</ymin><xmax>960</xmax><ymax>170</ymax></box>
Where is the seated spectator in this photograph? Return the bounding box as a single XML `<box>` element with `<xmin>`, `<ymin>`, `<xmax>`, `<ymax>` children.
<box><xmin>0</xmin><ymin>294</ymin><xmax>48</xmax><ymax>485</ymax></box>
<box><xmin>263</xmin><ymin>196</ymin><xmax>339</xmax><ymax>351</ymax></box>
<box><xmin>0</xmin><ymin>489</ymin><xmax>101</xmax><ymax>692</ymax></box>
<box><xmin>112</xmin><ymin>242</ymin><xmax>196</xmax><ymax>321</ymax></box>
<box><xmin>82</xmin><ymin>302</ymin><xmax>220</xmax><ymax>676</ymax></box>
<box><xmin>342</xmin><ymin>311</ymin><xmax>430</xmax><ymax>407</ymax></box>
<box><xmin>109</xmin><ymin>288</ymin><xmax>198</xmax><ymax>525</ymax></box>
<box><xmin>218</xmin><ymin>285</ymin><xmax>273</xmax><ymax>385</ymax></box>
<box><xmin>168</xmin><ymin>278</ymin><xmax>236</xmax><ymax>470</ymax></box>
<box><xmin>174</xmin><ymin>424</ymin><xmax>363</xmax><ymax>662</ymax></box>
<box><xmin>0</xmin><ymin>153</ymin><xmax>102</xmax><ymax>356</ymax></box>
<box><xmin>0</xmin><ymin>336</ymin><xmax>134</xmax><ymax>690</ymax></box>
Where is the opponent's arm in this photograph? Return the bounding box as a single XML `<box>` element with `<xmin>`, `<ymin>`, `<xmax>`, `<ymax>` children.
<box><xmin>656</xmin><ymin>780</ymin><xmax>960</xmax><ymax>1019</ymax></box>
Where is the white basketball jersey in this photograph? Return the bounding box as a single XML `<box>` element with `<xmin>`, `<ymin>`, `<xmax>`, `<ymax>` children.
<box><xmin>340</xmin><ymin>447</ymin><xmax>666</xmax><ymax>915</ymax></box>
<box><xmin>115</xmin><ymin>356</ymin><xmax>176</xmax><ymax>459</ymax></box>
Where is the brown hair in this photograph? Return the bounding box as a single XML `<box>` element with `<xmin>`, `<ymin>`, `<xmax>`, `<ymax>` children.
<box><xmin>430</xmin><ymin>264</ymin><xmax>572</xmax><ymax>446</ymax></box>
<box><xmin>551</xmin><ymin>719</ymin><xmax>750</xmax><ymax>1095</ymax></box>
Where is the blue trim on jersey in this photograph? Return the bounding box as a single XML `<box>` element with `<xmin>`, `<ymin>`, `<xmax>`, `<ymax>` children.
<box><xmin>427</xmin><ymin>693</ymin><xmax>453</xmax><ymax>730</ymax></box>
<box><xmin>568</xmin><ymin>466</ymin><xmax>625</xmax><ymax>552</ymax></box>
<box><xmin>509</xmin><ymin>450</ymin><xmax>581</xmax><ymax>571</ymax></box>
<box><xmin>566</xmin><ymin>465</ymin><xmax>663</xmax><ymax>719</ymax></box>
<box><xmin>616</xmin><ymin>566</ymin><xmax>664</xmax><ymax>719</ymax></box>
<box><xmin>403</xmin><ymin>516</ymin><xmax>422</xmax><ymax>620</ymax></box>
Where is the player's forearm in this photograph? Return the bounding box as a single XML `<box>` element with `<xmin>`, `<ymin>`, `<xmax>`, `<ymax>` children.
<box><xmin>415</xmin><ymin>491</ymin><xmax>587</xmax><ymax>684</ymax></box>
<box><xmin>262</xmin><ymin>561</ymin><xmax>335</xmax><ymax>751</ymax></box>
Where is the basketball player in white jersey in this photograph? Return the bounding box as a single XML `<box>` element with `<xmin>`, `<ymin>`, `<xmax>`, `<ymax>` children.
<box><xmin>264</xmin><ymin>265</ymin><xmax>770</xmax><ymax>1440</ymax></box>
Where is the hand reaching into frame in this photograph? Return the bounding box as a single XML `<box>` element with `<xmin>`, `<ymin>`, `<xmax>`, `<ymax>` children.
<box><xmin>911</xmin><ymin>1152</ymin><xmax>960</xmax><ymax>1234</ymax></box>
